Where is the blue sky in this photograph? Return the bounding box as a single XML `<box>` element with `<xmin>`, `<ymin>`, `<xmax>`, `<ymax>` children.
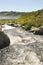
<box><xmin>0</xmin><ymin>0</ymin><xmax>43</xmax><ymax>12</ymax></box>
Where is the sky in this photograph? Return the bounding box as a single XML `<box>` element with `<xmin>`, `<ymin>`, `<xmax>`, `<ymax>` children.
<box><xmin>0</xmin><ymin>0</ymin><xmax>43</xmax><ymax>12</ymax></box>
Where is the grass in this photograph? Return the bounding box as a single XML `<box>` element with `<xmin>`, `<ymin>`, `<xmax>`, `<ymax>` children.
<box><xmin>0</xmin><ymin>9</ymin><xmax>43</xmax><ymax>30</ymax></box>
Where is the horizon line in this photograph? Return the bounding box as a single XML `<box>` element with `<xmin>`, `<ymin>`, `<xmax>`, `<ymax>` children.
<box><xmin>0</xmin><ymin>8</ymin><xmax>43</xmax><ymax>12</ymax></box>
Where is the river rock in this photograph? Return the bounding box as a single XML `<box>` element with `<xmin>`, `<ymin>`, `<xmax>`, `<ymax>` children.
<box><xmin>30</xmin><ymin>26</ymin><xmax>39</xmax><ymax>32</ymax></box>
<box><xmin>0</xmin><ymin>31</ymin><xmax>10</xmax><ymax>49</ymax></box>
<box><xmin>34</xmin><ymin>26</ymin><xmax>43</xmax><ymax>35</ymax></box>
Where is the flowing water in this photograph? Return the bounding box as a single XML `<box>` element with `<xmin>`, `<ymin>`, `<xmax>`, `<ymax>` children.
<box><xmin>0</xmin><ymin>24</ymin><xmax>43</xmax><ymax>65</ymax></box>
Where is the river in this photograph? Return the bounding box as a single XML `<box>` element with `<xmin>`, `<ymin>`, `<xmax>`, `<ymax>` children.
<box><xmin>0</xmin><ymin>24</ymin><xmax>43</xmax><ymax>65</ymax></box>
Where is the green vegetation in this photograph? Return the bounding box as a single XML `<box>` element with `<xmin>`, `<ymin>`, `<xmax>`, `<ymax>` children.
<box><xmin>0</xmin><ymin>19</ymin><xmax>15</xmax><ymax>24</ymax></box>
<box><xmin>0</xmin><ymin>9</ymin><xmax>43</xmax><ymax>30</ymax></box>
<box><xmin>16</xmin><ymin>9</ymin><xmax>43</xmax><ymax>29</ymax></box>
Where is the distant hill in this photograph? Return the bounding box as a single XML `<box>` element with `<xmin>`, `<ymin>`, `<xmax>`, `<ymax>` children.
<box><xmin>0</xmin><ymin>11</ymin><xmax>22</xmax><ymax>20</ymax></box>
<box><xmin>0</xmin><ymin>11</ymin><xmax>22</xmax><ymax>16</ymax></box>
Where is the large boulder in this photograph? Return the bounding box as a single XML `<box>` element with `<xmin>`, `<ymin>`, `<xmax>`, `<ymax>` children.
<box><xmin>30</xmin><ymin>26</ymin><xmax>39</xmax><ymax>32</ymax></box>
<box><xmin>0</xmin><ymin>31</ymin><xmax>10</xmax><ymax>49</ymax></box>
<box><xmin>34</xmin><ymin>26</ymin><xmax>43</xmax><ymax>35</ymax></box>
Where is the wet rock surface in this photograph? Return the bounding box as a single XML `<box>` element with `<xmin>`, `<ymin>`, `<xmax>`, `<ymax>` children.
<box><xmin>0</xmin><ymin>25</ymin><xmax>43</xmax><ymax>65</ymax></box>
<box><xmin>0</xmin><ymin>31</ymin><xmax>10</xmax><ymax>49</ymax></box>
<box><xmin>34</xmin><ymin>27</ymin><xmax>43</xmax><ymax>35</ymax></box>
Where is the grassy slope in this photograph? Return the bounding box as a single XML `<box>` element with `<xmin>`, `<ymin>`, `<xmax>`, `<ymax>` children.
<box><xmin>0</xmin><ymin>9</ymin><xmax>43</xmax><ymax>29</ymax></box>
<box><xmin>16</xmin><ymin>9</ymin><xmax>43</xmax><ymax>29</ymax></box>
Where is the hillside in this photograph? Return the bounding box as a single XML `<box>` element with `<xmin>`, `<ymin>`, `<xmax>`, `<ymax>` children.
<box><xmin>0</xmin><ymin>9</ymin><xmax>43</xmax><ymax>29</ymax></box>
<box><xmin>16</xmin><ymin>9</ymin><xmax>43</xmax><ymax>29</ymax></box>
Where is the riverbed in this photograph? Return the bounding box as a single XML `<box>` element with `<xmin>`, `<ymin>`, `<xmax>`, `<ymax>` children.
<box><xmin>0</xmin><ymin>24</ymin><xmax>43</xmax><ymax>65</ymax></box>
